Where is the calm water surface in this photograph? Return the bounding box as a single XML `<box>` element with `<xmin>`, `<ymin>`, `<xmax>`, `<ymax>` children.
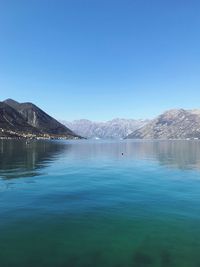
<box><xmin>1</xmin><ymin>139</ymin><xmax>200</xmax><ymax>267</ymax></box>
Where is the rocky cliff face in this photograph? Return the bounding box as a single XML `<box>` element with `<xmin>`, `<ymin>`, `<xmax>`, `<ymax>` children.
<box><xmin>62</xmin><ymin>118</ymin><xmax>149</xmax><ymax>139</ymax></box>
<box><xmin>1</xmin><ymin>99</ymin><xmax>81</xmax><ymax>139</ymax></box>
<box><xmin>5</xmin><ymin>99</ymin><xmax>77</xmax><ymax>136</ymax></box>
<box><xmin>0</xmin><ymin>102</ymin><xmax>39</xmax><ymax>135</ymax></box>
<box><xmin>127</xmin><ymin>109</ymin><xmax>200</xmax><ymax>139</ymax></box>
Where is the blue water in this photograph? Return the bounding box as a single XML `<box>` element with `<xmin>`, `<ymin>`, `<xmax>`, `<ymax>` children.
<box><xmin>1</xmin><ymin>139</ymin><xmax>200</xmax><ymax>267</ymax></box>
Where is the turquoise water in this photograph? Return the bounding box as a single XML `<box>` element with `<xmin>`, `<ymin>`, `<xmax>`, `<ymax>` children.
<box><xmin>1</xmin><ymin>140</ymin><xmax>200</xmax><ymax>267</ymax></box>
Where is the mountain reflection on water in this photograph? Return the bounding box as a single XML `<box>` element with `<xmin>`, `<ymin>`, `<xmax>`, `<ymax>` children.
<box><xmin>0</xmin><ymin>140</ymin><xmax>69</xmax><ymax>179</ymax></box>
<box><xmin>63</xmin><ymin>139</ymin><xmax>200</xmax><ymax>171</ymax></box>
<box><xmin>0</xmin><ymin>139</ymin><xmax>200</xmax><ymax>180</ymax></box>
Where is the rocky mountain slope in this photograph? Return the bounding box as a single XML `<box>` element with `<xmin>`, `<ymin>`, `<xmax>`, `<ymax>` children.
<box><xmin>62</xmin><ymin>118</ymin><xmax>149</xmax><ymax>139</ymax></box>
<box><xmin>0</xmin><ymin>102</ymin><xmax>41</xmax><ymax>137</ymax></box>
<box><xmin>1</xmin><ymin>99</ymin><xmax>80</xmax><ymax>139</ymax></box>
<box><xmin>126</xmin><ymin>109</ymin><xmax>200</xmax><ymax>139</ymax></box>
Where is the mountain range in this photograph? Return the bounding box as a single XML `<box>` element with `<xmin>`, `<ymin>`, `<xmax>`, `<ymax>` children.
<box><xmin>0</xmin><ymin>99</ymin><xmax>80</xmax><ymax>139</ymax></box>
<box><xmin>1</xmin><ymin>99</ymin><xmax>200</xmax><ymax>140</ymax></box>
<box><xmin>127</xmin><ymin>109</ymin><xmax>200</xmax><ymax>139</ymax></box>
<box><xmin>61</xmin><ymin>118</ymin><xmax>149</xmax><ymax>139</ymax></box>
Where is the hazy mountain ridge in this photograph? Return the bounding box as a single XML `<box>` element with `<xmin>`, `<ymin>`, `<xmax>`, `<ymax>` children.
<box><xmin>61</xmin><ymin>118</ymin><xmax>149</xmax><ymax>138</ymax></box>
<box><xmin>0</xmin><ymin>99</ymin><xmax>81</xmax><ymax>139</ymax></box>
<box><xmin>127</xmin><ymin>109</ymin><xmax>200</xmax><ymax>139</ymax></box>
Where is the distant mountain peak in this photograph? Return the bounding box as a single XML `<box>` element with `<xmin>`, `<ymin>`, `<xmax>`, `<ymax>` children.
<box><xmin>4</xmin><ymin>98</ymin><xmax>20</xmax><ymax>107</ymax></box>
<box><xmin>61</xmin><ymin>118</ymin><xmax>149</xmax><ymax>139</ymax></box>
<box><xmin>4</xmin><ymin>98</ymin><xmax>19</xmax><ymax>103</ymax></box>
<box><xmin>127</xmin><ymin>108</ymin><xmax>200</xmax><ymax>140</ymax></box>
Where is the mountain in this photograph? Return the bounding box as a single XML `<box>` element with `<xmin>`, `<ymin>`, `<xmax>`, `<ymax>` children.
<box><xmin>62</xmin><ymin>118</ymin><xmax>149</xmax><ymax>139</ymax></box>
<box><xmin>1</xmin><ymin>99</ymin><xmax>81</xmax><ymax>139</ymax></box>
<box><xmin>0</xmin><ymin>102</ymin><xmax>40</xmax><ymax>137</ymax></box>
<box><xmin>126</xmin><ymin>109</ymin><xmax>200</xmax><ymax>139</ymax></box>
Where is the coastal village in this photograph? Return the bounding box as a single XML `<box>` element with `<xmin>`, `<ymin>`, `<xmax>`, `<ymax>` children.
<box><xmin>0</xmin><ymin>128</ymin><xmax>79</xmax><ymax>140</ymax></box>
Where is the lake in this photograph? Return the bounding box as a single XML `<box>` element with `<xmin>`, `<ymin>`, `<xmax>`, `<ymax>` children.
<box><xmin>1</xmin><ymin>139</ymin><xmax>200</xmax><ymax>267</ymax></box>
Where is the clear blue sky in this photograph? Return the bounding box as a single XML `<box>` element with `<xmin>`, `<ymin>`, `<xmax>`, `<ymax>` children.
<box><xmin>0</xmin><ymin>0</ymin><xmax>200</xmax><ymax>121</ymax></box>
